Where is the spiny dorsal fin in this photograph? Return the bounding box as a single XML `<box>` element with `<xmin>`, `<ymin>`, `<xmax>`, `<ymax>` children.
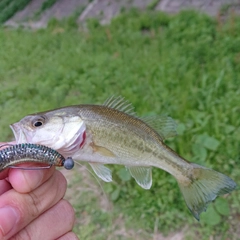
<box><xmin>103</xmin><ymin>96</ymin><xmax>136</xmax><ymax>116</ymax></box>
<box><xmin>104</xmin><ymin>96</ymin><xmax>177</xmax><ymax>140</ymax></box>
<box><xmin>126</xmin><ymin>166</ymin><xmax>152</xmax><ymax>189</ymax></box>
<box><xmin>141</xmin><ymin>116</ymin><xmax>177</xmax><ymax>140</ymax></box>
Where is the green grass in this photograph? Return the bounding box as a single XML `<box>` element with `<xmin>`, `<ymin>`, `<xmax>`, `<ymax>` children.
<box><xmin>41</xmin><ymin>0</ymin><xmax>57</xmax><ymax>12</ymax></box>
<box><xmin>0</xmin><ymin>10</ymin><xmax>240</xmax><ymax>239</ymax></box>
<box><xmin>0</xmin><ymin>0</ymin><xmax>31</xmax><ymax>24</ymax></box>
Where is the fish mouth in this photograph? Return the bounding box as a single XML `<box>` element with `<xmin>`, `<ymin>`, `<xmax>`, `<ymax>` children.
<box><xmin>10</xmin><ymin>123</ymin><xmax>29</xmax><ymax>143</ymax></box>
<box><xmin>10</xmin><ymin>121</ymin><xmax>87</xmax><ymax>157</ymax></box>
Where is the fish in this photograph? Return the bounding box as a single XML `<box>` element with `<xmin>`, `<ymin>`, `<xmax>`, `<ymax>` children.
<box><xmin>9</xmin><ymin>96</ymin><xmax>236</xmax><ymax>220</ymax></box>
<box><xmin>0</xmin><ymin>143</ymin><xmax>74</xmax><ymax>171</ymax></box>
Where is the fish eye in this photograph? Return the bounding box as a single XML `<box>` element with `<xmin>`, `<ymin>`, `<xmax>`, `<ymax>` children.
<box><xmin>34</xmin><ymin>121</ymin><xmax>43</xmax><ymax>127</ymax></box>
<box><xmin>32</xmin><ymin>116</ymin><xmax>45</xmax><ymax>128</ymax></box>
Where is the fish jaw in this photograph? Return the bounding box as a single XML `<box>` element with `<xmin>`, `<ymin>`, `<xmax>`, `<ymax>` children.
<box><xmin>10</xmin><ymin>115</ymin><xmax>87</xmax><ymax>157</ymax></box>
<box><xmin>10</xmin><ymin>123</ymin><xmax>29</xmax><ymax>143</ymax></box>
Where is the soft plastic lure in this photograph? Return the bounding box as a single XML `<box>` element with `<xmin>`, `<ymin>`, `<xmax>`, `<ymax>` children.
<box><xmin>0</xmin><ymin>143</ymin><xmax>74</xmax><ymax>171</ymax></box>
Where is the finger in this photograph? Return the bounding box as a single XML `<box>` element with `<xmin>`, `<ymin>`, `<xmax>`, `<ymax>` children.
<box><xmin>0</xmin><ymin>169</ymin><xmax>10</xmax><ymax>180</ymax></box>
<box><xmin>8</xmin><ymin>166</ymin><xmax>55</xmax><ymax>193</ymax></box>
<box><xmin>0</xmin><ymin>141</ymin><xmax>11</xmax><ymax>180</ymax></box>
<box><xmin>0</xmin><ymin>170</ymin><xmax>67</xmax><ymax>240</ymax></box>
<box><xmin>57</xmin><ymin>232</ymin><xmax>80</xmax><ymax>240</ymax></box>
<box><xmin>0</xmin><ymin>180</ymin><xmax>12</xmax><ymax>195</ymax></box>
<box><xmin>0</xmin><ymin>141</ymin><xmax>14</xmax><ymax>180</ymax></box>
<box><xmin>12</xmin><ymin>200</ymin><xmax>76</xmax><ymax>240</ymax></box>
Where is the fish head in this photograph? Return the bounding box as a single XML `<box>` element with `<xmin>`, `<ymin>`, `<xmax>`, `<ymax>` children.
<box><xmin>10</xmin><ymin>110</ymin><xmax>86</xmax><ymax>156</ymax></box>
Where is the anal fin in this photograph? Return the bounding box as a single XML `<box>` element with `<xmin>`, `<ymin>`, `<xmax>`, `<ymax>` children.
<box><xmin>89</xmin><ymin>163</ymin><xmax>112</xmax><ymax>182</ymax></box>
<box><xmin>126</xmin><ymin>166</ymin><xmax>152</xmax><ymax>189</ymax></box>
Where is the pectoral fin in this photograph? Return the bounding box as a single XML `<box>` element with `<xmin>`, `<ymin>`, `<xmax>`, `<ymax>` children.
<box><xmin>90</xmin><ymin>142</ymin><xmax>116</xmax><ymax>157</ymax></box>
<box><xmin>89</xmin><ymin>163</ymin><xmax>112</xmax><ymax>182</ymax></box>
<box><xmin>126</xmin><ymin>166</ymin><xmax>152</xmax><ymax>189</ymax></box>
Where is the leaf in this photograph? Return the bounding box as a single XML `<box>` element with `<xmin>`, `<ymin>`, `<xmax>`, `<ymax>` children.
<box><xmin>195</xmin><ymin>133</ymin><xmax>220</xmax><ymax>151</ymax></box>
<box><xmin>191</xmin><ymin>143</ymin><xmax>207</xmax><ymax>161</ymax></box>
<box><xmin>225</xmin><ymin>125</ymin><xmax>235</xmax><ymax>134</ymax></box>
<box><xmin>104</xmin><ymin>184</ymin><xmax>114</xmax><ymax>193</ymax></box>
<box><xmin>111</xmin><ymin>188</ymin><xmax>120</xmax><ymax>201</ymax></box>
<box><xmin>215</xmin><ymin>198</ymin><xmax>230</xmax><ymax>216</ymax></box>
<box><xmin>177</xmin><ymin>123</ymin><xmax>186</xmax><ymax>135</ymax></box>
<box><xmin>117</xmin><ymin>168</ymin><xmax>131</xmax><ymax>181</ymax></box>
<box><xmin>203</xmin><ymin>136</ymin><xmax>220</xmax><ymax>151</ymax></box>
<box><xmin>195</xmin><ymin>133</ymin><xmax>207</xmax><ymax>145</ymax></box>
<box><xmin>201</xmin><ymin>205</ymin><xmax>221</xmax><ymax>225</ymax></box>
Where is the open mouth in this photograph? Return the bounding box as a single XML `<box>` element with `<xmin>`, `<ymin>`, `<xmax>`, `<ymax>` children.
<box><xmin>9</xmin><ymin>121</ymin><xmax>87</xmax><ymax>157</ymax></box>
<box><xmin>10</xmin><ymin>123</ymin><xmax>28</xmax><ymax>143</ymax></box>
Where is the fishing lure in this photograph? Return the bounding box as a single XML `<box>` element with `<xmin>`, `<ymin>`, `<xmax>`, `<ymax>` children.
<box><xmin>0</xmin><ymin>143</ymin><xmax>74</xmax><ymax>171</ymax></box>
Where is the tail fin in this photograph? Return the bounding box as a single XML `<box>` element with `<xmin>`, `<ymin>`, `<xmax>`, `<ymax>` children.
<box><xmin>177</xmin><ymin>164</ymin><xmax>236</xmax><ymax>220</ymax></box>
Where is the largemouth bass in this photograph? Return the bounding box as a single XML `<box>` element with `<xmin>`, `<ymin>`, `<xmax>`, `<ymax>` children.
<box><xmin>10</xmin><ymin>96</ymin><xmax>236</xmax><ymax>220</ymax></box>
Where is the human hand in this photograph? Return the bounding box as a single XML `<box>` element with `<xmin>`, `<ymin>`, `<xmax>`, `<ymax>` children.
<box><xmin>0</xmin><ymin>142</ymin><xmax>79</xmax><ymax>240</ymax></box>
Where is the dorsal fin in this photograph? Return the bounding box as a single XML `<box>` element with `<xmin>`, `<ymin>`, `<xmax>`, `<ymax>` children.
<box><xmin>103</xmin><ymin>96</ymin><xmax>136</xmax><ymax>116</ymax></box>
<box><xmin>141</xmin><ymin>115</ymin><xmax>178</xmax><ymax>140</ymax></box>
<box><xmin>103</xmin><ymin>96</ymin><xmax>177</xmax><ymax>140</ymax></box>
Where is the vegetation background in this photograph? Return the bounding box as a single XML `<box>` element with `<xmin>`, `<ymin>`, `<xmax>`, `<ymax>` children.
<box><xmin>0</xmin><ymin>3</ymin><xmax>240</xmax><ymax>239</ymax></box>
